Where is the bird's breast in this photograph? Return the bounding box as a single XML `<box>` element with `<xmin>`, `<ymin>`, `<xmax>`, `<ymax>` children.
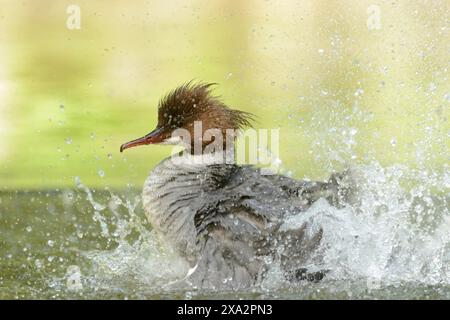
<box><xmin>142</xmin><ymin>156</ymin><xmax>217</xmax><ymax>260</ymax></box>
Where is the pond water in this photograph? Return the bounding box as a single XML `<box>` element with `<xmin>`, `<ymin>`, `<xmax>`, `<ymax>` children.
<box><xmin>1</xmin><ymin>163</ymin><xmax>448</xmax><ymax>299</ymax></box>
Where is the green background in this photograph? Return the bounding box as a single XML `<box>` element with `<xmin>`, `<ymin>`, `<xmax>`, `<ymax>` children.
<box><xmin>0</xmin><ymin>0</ymin><xmax>448</xmax><ymax>189</ymax></box>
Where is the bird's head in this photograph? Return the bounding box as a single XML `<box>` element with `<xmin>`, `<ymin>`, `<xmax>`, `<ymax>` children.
<box><xmin>120</xmin><ymin>82</ymin><xmax>253</xmax><ymax>154</ymax></box>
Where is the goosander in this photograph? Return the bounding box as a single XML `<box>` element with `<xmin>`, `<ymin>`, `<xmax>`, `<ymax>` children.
<box><xmin>120</xmin><ymin>82</ymin><xmax>353</xmax><ymax>289</ymax></box>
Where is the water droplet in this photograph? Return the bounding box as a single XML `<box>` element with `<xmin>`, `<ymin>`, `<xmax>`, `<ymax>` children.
<box><xmin>35</xmin><ymin>259</ymin><xmax>42</xmax><ymax>269</ymax></box>
<box><xmin>59</xmin><ymin>104</ymin><xmax>65</xmax><ymax>111</ymax></box>
<box><xmin>107</xmin><ymin>153</ymin><xmax>112</xmax><ymax>159</ymax></box>
<box><xmin>26</xmin><ymin>226</ymin><xmax>32</xmax><ymax>232</ymax></box>
<box><xmin>318</xmin><ymin>48</ymin><xmax>324</xmax><ymax>54</ymax></box>
<box><xmin>429</xmin><ymin>82</ymin><xmax>437</xmax><ymax>92</ymax></box>
<box><xmin>47</xmin><ymin>240</ymin><xmax>54</xmax><ymax>247</ymax></box>
<box><xmin>354</xmin><ymin>88</ymin><xmax>364</xmax><ymax>96</ymax></box>
<box><xmin>443</xmin><ymin>93</ymin><xmax>450</xmax><ymax>102</ymax></box>
<box><xmin>390</xmin><ymin>138</ymin><xmax>397</xmax><ymax>147</ymax></box>
<box><xmin>98</xmin><ymin>170</ymin><xmax>105</xmax><ymax>178</ymax></box>
<box><xmin>65</xmin><ymin>138</ymin><xmax>72</xmax><ymax>145</ymax></box>
<box><xmin>90</xmin><ymin>132</ymin><xmax>96</xmax><ymax>140</ymax></box>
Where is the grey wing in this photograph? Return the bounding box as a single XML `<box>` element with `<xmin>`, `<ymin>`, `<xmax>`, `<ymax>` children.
<box><xmin>187</xmin><ymin>195</ymin><xmax>327</xmax><ymax>289</ymax></box>
<box><xmin>187</xmin><ymin>166</ymin><xmax>355</xmax><ymax>289</ymax></box>
<box><xmin>187</xmin><ymin>196</ymin><xmax>271</xmax><ymax>290</ymax></box>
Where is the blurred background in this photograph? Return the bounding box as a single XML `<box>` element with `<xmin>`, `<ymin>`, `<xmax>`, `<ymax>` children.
<box><xmin>0</xmin><ymin>0</ymin><xmax>448</xmax><ymax>189</ymax></box>
<box><xmin>0</xmin><ymin>0</ymin><xmax>449</xmax><ymax>300</ymax></box>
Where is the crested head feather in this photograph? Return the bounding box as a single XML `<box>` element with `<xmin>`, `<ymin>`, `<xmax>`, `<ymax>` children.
<box><xmin>157</xmin><ymin>81</ymin><xmax>254</xmax><ymax>131</ymax></box>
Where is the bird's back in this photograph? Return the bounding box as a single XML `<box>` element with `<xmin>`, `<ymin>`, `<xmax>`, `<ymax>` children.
<box><xmin>143</xmin><ymin>154</ymin><xmax>353</xmax><ymax>289</ymax></box>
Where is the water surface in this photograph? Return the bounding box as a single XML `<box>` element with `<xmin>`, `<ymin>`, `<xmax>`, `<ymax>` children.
<box><xmin>1</xmin><ymin>163</ymin><xmax>448</xmax><ymax>299</ymax></box>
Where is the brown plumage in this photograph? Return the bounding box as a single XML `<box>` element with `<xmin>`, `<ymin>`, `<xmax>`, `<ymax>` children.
<box><xmin>120</xmin><ymin>82</ymin><xmax>254</xmax><ymax>153</ymax></box>
<box><xmin>157</xmin><ymin>82</ymin><xmax>254</xmax><ymax>153</ymax></box>
<box><xmin>157</xmin><ymin>82</ymin><xmax>253</xmax><ymax>132</ymax></box>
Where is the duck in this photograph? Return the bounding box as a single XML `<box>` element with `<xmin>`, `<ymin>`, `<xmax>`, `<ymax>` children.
<box><xmin>120</xmin><ymin>82</ymin><xmax>353</xmax><ymax>290</ymax></box>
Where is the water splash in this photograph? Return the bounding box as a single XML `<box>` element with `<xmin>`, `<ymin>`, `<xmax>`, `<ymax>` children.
<box><xmin>68</xmin><ymin>160</ymin><xmax>449</xmax><ymax>298</ymax></box>
<box><xmin>279</xmin><ymin>163</ymin><xmax>449</xmax><ymax>288</ymax></box>
<box><xmin>72</xmin><ymin>178</ymin><xmax>189</xmax><ymax>296</ymax></box>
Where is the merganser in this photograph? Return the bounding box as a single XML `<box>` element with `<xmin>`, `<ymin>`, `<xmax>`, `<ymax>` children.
<box><xmin>120</xmin><ymin>82</ymin><xmax>353</xmax><ymax>289</ymax></box>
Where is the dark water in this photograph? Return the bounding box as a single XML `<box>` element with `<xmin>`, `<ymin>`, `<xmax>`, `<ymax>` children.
<box><xmin>1</xmin><ymin>164</ymin><xmax>449</xmax><ymax>299</ymax></box>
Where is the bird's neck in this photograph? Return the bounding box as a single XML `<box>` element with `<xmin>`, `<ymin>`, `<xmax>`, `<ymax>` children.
<box><xmin>176</xmin><ymin>145</ymin><xmax>236</xmax><ymax>166</ymax></box>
